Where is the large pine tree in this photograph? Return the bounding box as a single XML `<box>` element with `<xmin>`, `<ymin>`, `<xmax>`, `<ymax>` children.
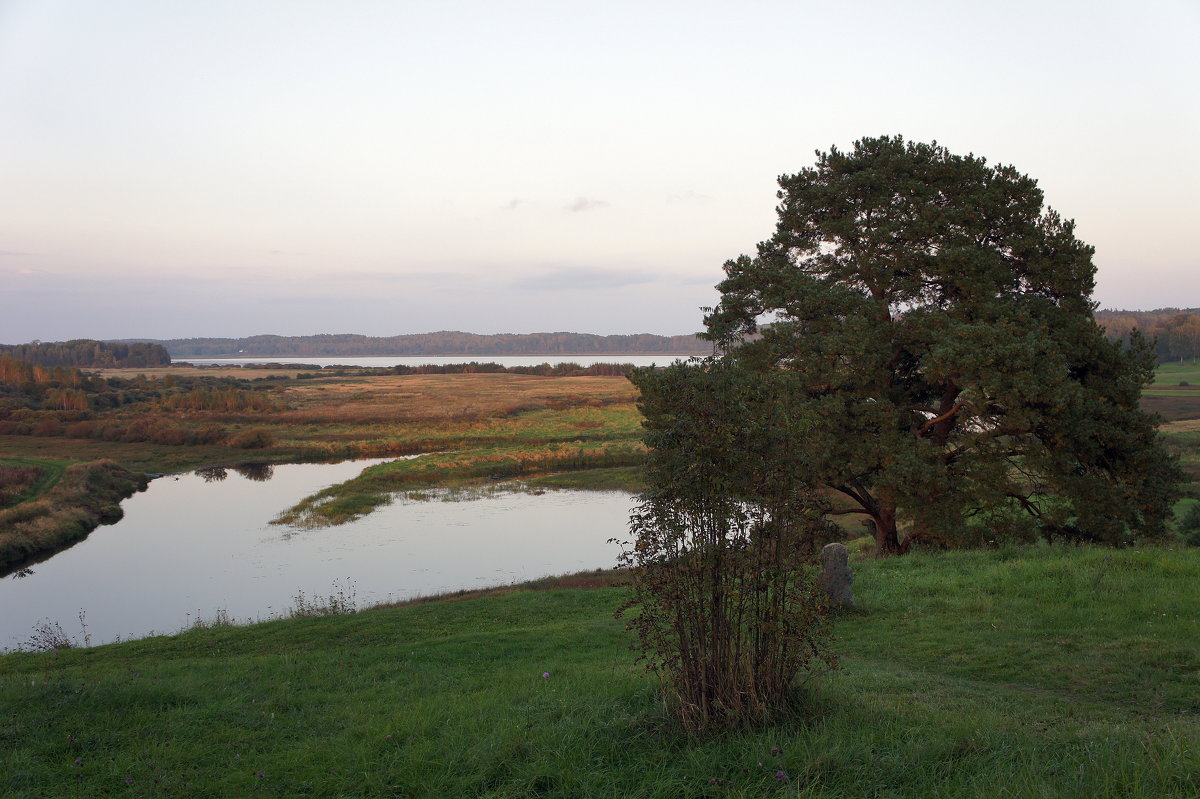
<box><xmin>690</xmin><ymin>135</ymin><xmax>1181</xmax><ymax>554</ymax></box>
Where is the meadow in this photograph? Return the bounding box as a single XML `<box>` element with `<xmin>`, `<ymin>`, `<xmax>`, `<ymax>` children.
<box><xmin>2</xmin><ymin>544</ymin><xmax>1196</xmax><ymax>798</ymax></box>
<box><xmin>1</xmin><ymin>362</ymin><xmax>1199</xmax><ymax>795</ymax></box>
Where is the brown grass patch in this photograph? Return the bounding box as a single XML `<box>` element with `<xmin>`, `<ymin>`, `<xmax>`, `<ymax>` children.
<box><xmin>274</xmin><ymin>373</ymin><xmax>638</xmax><ymax>424</ymax></box>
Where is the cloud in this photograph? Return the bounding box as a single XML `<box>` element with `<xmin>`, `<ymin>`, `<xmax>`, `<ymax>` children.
<box><xmin>18</xmin><ymin>267</ymin><xmax>34</xmax><ymax>275</ymax></box>
<box><xmin>0</xmin><ymin>250</ymin><xmax>32</xmax><ymax>257</ymax></box>
<box><xmin>504</xmin><ymin>198</ymin><xmax>528</xmax><ymax>210</ymax></box>
<box><xmin>512</xmin><ymin>267</ymin><xmax>656</xmax><ymax>291</ymax></box>
<box><xmin>666</xmin><ymin>190</ymin><xmax>711</xmax><ymax>204</ymax></box>
<box><xmin>564</xmin><ymin>197</ymin><xmax>608</xmax><ymax>213</ymax></box>
<box><xmin>314</xmin><ymin>269</ymin><xmax>475</xmax><ymax>286</ymax></box>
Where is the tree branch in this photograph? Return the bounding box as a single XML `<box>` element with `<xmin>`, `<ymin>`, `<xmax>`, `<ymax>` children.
<box><xmin>829</xmin><ymin>482</ymin><xmax>877</xmax><ymax>516</ymax></box>
<box><xmin>915</xmin><ymin>401</ymin><xmax>971</xmax><ymax>436</ymax></box>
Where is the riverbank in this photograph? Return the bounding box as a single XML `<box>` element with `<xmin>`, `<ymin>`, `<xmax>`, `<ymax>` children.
<box><xmin>0</xmin><ymin>459</ymin><xmax>148</xmax><ymax>575</ymax></box>
<box><xmin>3</xmin><ymin>544</ymin><xmax>1197</xmax><ymax>797</ymax></box>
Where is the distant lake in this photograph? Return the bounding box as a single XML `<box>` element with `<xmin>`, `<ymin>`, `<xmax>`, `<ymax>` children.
<box><xmin>1</xmin><ymin>459</ymin><xmax>631</xmax><ymax>650</ymax></box>
<box><xmin>174</xmin><ymin>355</ymin><xmax>696</xmax><ymax>368</ymax></box>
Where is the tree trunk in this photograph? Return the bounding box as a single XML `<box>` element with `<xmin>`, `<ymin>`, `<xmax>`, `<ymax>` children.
<box><xmin>873</xmin><ymin>504</ymin><xmax>902</xmax><ymax>556</ymax></box>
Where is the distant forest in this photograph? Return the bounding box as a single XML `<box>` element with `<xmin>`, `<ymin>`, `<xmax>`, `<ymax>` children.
<box><xmin>146</xmin><ymin>313</ymin><xmax>1200</xmax><ymax>362</ymax></box>
<box><xmin>1095</xmin><ymin>309</ymin><xmax>1200</xmax><ymax>362</ymax></box>
<box><xmin>0</xmin><ymin>340</ymin><xmax>171</xmax><ymax>368</ymax></box>
<box><xmin>4</xmin><ymin>311</ymin><xmax>1197</xmax><ymax>365</ymax></box>
<box><xmin>149</xmin><ymin>332</ymin><xmax>713</xmax><ymax>358</ymax></box>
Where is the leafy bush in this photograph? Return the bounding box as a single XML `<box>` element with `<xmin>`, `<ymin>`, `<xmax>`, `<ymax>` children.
<box><xmin>621</xmin><ymin>362</ymin><xmax>836</xmax><ymax>733</ymax></box>
<box><xmin>1179</xmin><ymin>502</ymin><xmax>1200</xmax><ymax>546</ymax></box>
<box><xmin>194</xmin><ymin>424</ymin><xmax>227</xmax><ymax>444</ymax></box>
<box><xmin>227</xmin><ymin>428</ymin><xmax>274</xmax><ymax>449</ymax></box>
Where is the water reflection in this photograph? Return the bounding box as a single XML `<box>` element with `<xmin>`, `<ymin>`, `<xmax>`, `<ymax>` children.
<box><xmin>0</xmin><ymin>458</ymin><xmax>628</xmax><ymax>649</ymax></box>
<box><xmin>232</xmin><ymin>463</ymin><xmax>274</xmax><ymax>481</ymax></box>
<box><xmin>194</xmin><ymin>464</ymin><xmax>275</xmax><ymax>482</ymax></box>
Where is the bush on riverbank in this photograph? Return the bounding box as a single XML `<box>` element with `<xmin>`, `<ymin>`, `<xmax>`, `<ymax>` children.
<box><xmin>0</xmin><ymin>459</ymin><xmax>148</xmax><ymax>575</ymax></box>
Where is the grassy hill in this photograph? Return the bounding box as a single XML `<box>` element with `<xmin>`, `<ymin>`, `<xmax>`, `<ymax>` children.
<box><xmin>3</xmin><ymin>544</ymin><xmax>1196</xmax><ymax>798</ymax></box>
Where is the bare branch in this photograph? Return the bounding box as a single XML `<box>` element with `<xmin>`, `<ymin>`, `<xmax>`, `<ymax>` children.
<box><xmin>915</xmin><ymin>401</ymin><xmax>971</xmax><ymax>436</ymax></box>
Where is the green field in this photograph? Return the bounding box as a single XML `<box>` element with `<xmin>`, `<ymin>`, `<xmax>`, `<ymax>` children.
<box><xmin>1154</xmin><ymin>359</ymin><xmax>1200</xmax><ymax>387</ymax></box>
<box><xmin>3</xmin><ymin>544</ymin><xmax>1197</xmax><ymax>798</ymax></box>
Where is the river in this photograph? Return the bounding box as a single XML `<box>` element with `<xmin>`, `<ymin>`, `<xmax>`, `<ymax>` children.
<box><xmin>0</xmin><ymin>459</ymin><xmax>631</xmax><ymax>650</ymax></box>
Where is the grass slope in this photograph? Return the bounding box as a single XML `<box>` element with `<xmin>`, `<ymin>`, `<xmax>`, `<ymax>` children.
<box><xmin>2</xmin><ymin>545</ymin><xmax>1196</xmax><ymax>798</ymax></box>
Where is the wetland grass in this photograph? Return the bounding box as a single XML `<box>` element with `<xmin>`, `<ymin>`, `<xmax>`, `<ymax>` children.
<box><xmin>0</xmin><ymin>460</ymin><xmax>148</xmax><ymax>575</ymax></box>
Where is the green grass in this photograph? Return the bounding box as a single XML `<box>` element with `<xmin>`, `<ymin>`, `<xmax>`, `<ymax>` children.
<box><xmin>521</xmin><ymin>465</ymin><xmax>646</xmax><ymax>492</ymax></box>
<box><xmin>0</xmin><ymin>456</ymin><xmax>68</xmax><ymax>508</ymax></box>
<box><xmin>1154</xmin><ymin>359</ymin><xmax>1200</xmax><ymax>387</ymax></box>
<box><xmin>3</xmin><ymin>545</ymin><xmax>1197</xmax><ymax>797</ymax></box>
<box><xmin>1143</xmin><ymin>360</ymin><xmax>1200</xmax><ymax>422</ymax></box>
<box><xmin>0</xmin><ymin>435</ymin><xmax>281</xmax><ymax>475</ymax></box>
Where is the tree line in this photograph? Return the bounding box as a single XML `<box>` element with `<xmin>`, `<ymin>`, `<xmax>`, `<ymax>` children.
<box><xmin>0</xmin><ymin>340</ymin><xmax>171</xmax><ymax>368</ymax></box>
<box><xmin>0</xmin><ymin>356</ymin><xmax>280</xmax><ymax>420</ymax></box>
<box><xmin>1096</xmin><ymin>309</ymin><xmax>1200</xmax><ymax>363</ymax></box>
<box><xmin>149</xmin><ymin>331</ymin><xmax>711</xmax><ymax>358</ymax></box>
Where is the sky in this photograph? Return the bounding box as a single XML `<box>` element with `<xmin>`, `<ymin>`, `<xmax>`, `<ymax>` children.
<box><xmin>1</xmin><ymin>0</ymin><xmax>1197</xmax><ymax>343</ymax></box>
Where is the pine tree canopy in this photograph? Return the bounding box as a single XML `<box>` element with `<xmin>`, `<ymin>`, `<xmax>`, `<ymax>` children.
<box><xmin>670</xmin><ymin>135</ymin><xmax>1181</xmax><ymax>554</ymax></box>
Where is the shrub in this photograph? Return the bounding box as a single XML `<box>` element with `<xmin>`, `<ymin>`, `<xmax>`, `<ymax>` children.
<box><xmin>31</xmin><ymin>417</ymin><xmax>63</xmax><ymax>437</ymax></box>
<box><xmin>227</xmin><ymin>428</ymin><xmax>274</xmax><ymax>449</ymax></box>
<box><xmin>65</xmin><ymin>420</ymin><xmax>97</xmax><ymax>438</ymax></box>
<box><xmin>1179</xmin><ymin>503</ymin><xmax>1200</xmax><ymax>547</ymax></box>
<box><xmin>621</xmin><ymin>362</ymin><xmax>837</xmax><ymax>733</ymax></box>
<box><xmin>194</xmin><ymin>424</ymin><xmax>227</xmax><ymax>445</ymax></box>
<box><xmin>149</xmin><ymin>425</ymin><xmax>190</xmax><ymax>445</ymax></box>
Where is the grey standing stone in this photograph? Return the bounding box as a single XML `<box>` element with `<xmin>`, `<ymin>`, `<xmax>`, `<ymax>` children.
<box><xmin>817</xmin><ymin>542</ymin><xmax>855</xmax><ymax>608</ymax></box>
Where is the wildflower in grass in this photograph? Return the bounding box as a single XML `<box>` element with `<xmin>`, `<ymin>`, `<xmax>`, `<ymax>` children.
<box><xmin>74</xmin><ymin>759</ymin><xmax>82</xmax><ymax>766</ymax></box>
<box><xmin>542</xmin><ymin>672</ymin><xmax>550</xmax><ymax>679</ymax></box>
<box><xmin>124</xmin><ymin>777</ymin><xmax>134</xmax><ymax>784</ymax></box>
<box><xmin>775</xmin><ymin>770</ymin><xmax>788</xmax><ymax>782</ymax></box>
<box><xmin>256</xmin><ymin>771</ymin><xmax>265</xmax><ymax>778</ymax></box>
<box><xmin>770</xmin><ymin>746</ymin><xmax>781</xmax><ymax>757</ymax></box>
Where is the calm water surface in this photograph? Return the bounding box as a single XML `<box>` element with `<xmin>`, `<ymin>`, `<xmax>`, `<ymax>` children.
<box><xmin>1</xmin><ymin>460</ymin><xmax>630</xmax><ymax>649</ymax></box>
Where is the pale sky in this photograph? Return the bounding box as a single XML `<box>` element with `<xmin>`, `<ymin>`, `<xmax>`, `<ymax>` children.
<box><xmin>1</xmin><ymin>0</ymin><xmax>1197</xmax><ymax>343</ymax></box>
